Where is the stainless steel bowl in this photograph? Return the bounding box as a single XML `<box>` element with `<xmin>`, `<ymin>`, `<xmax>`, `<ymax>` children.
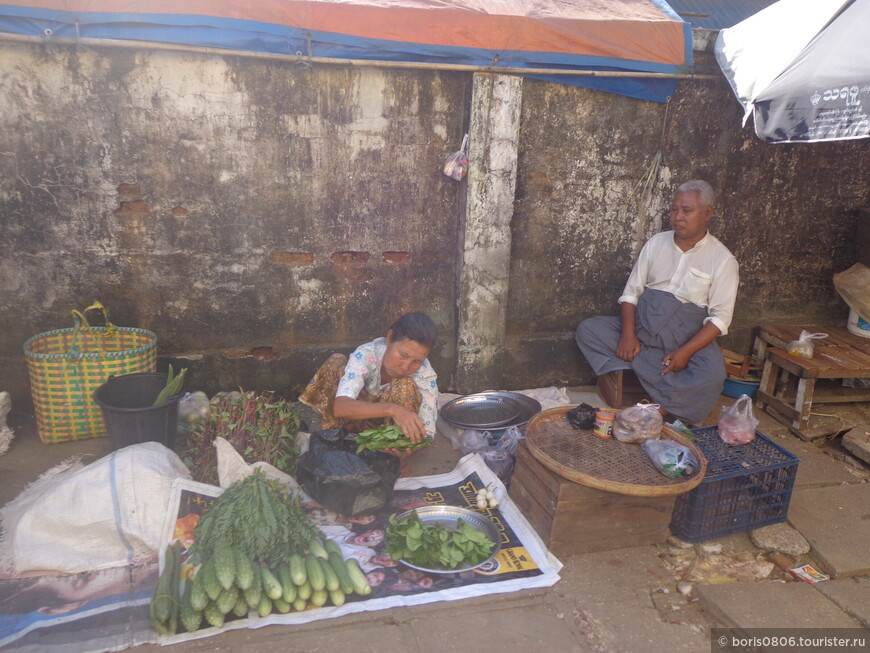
<box><xmin>391</xmin><ymin>505</ymin><xmax>502</xmax><ymax>574</ymax></box>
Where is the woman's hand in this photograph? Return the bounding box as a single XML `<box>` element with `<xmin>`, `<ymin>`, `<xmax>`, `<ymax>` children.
<box><xmin>389</xmin><ymin>404</ymin><xmax>427</xmax><ymax>443</ymax></box>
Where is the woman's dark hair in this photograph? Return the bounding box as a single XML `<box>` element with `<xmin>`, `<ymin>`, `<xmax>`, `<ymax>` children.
<box><xmin>388</xmin><ymin>312</ymin><xmax>437</xmax><ymax>349</ymax></box>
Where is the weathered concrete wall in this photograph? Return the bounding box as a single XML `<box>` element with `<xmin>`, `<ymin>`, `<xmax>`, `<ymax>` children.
<box><xmin>504</xmin><ymin>50</ymin><xmax>870</xmax><ymax>389</ymax></box>
<box><xmin>0</xmin><ymin>42</ymin><xmax>468</xmax><ymax>408</ymax></box>
<box><xmin>456</xmin><ymin>74</ymin><xmax>523</xmax><ymax>394</ymax></box>
<box><xmin>2</xmin><ymin>40</ymin><xmax>868</xmax><ymax>411</ymax></box>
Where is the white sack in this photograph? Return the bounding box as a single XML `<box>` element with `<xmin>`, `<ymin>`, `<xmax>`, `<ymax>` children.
<box><xmin>0</xmin><ymin>442</ymin><xmax>190</xmax><ymax>575</ymax></box>
<box><xmin>214</xmin><ymin>436</ymin><xmax>299</xmax><ymax>489</ymax></box>
<box><xmin>0</xmin><ymin>391</ymin><xmax>12</xmax><ymax>455</ymax></box>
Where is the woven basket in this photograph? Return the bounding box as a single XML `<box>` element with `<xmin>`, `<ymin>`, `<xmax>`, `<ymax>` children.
<box><xmin>23</xmin><ymin>304</ymin><xmax>157</xmax><ymax>443</ymax></box>
<box><xmin>524</xmin><ymin>405</ymin><xmax>708</xmax><ymax>497</ymax></box>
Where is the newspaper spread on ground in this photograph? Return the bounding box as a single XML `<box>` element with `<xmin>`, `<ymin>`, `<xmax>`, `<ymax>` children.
<box><xmin>0</xmin><ymin>453</ymin><xmax>561</xmax><ymax>651</ymax></box>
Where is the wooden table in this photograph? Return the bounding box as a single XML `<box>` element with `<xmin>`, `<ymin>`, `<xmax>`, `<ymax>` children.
<box><xmin>753</xmin><ymin>325</ymin><xmax>870</xmax><ymax>438</ymax></box>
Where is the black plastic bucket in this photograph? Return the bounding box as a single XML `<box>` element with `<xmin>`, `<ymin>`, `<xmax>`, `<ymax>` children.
<box><xmin>93</xmin><ymin>372</ymin><xmax>181</xmax><ymax>450</ymax></box>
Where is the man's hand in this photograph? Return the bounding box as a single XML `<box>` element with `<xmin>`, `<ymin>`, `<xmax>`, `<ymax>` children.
<box><xmin>661</xmin><ymin>347</ymin><xmax>692</xmax><ymax>375</ymax></box>
<box><xmin>617</xmin><ymin>302</ymin><xmax>641</xmax><ymax>362</ymax></box>
<box><xmin>617</xmin><ymin>333</ymin><xmax>642</xmax><ymax>362</ymax></box>
<box><xmin>661</xmin><ymin>322</ymin><xmax>723</xmax><ymax>376</ymax></box>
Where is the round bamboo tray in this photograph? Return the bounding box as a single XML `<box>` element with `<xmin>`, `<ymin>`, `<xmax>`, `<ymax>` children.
<box><xmin>523</xmin><ymin>405</ymin><xmax>708</xmax><ymax>497</ymax></box>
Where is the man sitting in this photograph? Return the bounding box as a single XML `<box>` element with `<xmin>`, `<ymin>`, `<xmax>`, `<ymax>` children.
<box><xmin>575</xmin><ymin>180</ymin><xmax>739</xmax><ymax>425</ymax></box>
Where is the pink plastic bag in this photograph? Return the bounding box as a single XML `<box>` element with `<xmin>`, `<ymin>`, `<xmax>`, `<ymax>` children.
<box><xmin>717</xmin><ymin>394</ymin><xmax>758</xmax><ymax>445</ymax></box>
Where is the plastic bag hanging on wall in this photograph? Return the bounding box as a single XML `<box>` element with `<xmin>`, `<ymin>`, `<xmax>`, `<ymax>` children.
<box><xmin>442</xmin><ymin>134</ymin><xmax>469</xmax><ymax>181</ymax></box>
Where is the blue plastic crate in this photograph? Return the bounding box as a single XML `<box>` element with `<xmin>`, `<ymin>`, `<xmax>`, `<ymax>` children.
<box><xmin>669</xmin><ymin>426</ymin><xmax>800</xmax><ymax>543</ymax></box>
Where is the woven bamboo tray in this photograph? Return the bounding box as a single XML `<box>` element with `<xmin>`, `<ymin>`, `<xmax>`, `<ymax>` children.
<box><xmin>523</xmin><ymin>405</ymin><xmax>708</xmax><ymax>497</ymax></box>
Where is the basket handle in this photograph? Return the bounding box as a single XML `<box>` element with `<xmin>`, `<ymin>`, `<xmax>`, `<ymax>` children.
<box><xmin>68</xmin><ymin>302</ymin><xmax>117</xmax><ymax>361</ymax></box>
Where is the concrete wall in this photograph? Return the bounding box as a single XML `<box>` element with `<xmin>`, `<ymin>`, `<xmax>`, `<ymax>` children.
<box><xmin>1</xmin><ymin>42</ymin><xmax>468</xmax><ymax>407</ymax></box>
<box><xmin>2</xmin><ymin>40</ymin><xmax>868</xmax><ymax>410</ymax></box>
<box><xmin>505</xmin><ymin>51</ymin><xmax>870</xmax><ymax>388</ymax></box>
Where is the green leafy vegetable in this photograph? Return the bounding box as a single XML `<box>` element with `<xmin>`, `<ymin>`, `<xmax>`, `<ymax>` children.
<box><xmin>355</xmin><ymin>424</ymin><xmax>430</xmax><ymax>454</ymax></box>
<box><xmin>188</xmin><ymin>470</ymin><xmax>320</xmax><ymax>568</ymax></box>
<box><xmin>183</xmin><ymin>390</ymin><xmax>301</xmax><ymax>485</ymax></box>
<box><xmin>385</xmin><ymin>510</ymin><xmax>495</xmax><ymax>569</ymax></box>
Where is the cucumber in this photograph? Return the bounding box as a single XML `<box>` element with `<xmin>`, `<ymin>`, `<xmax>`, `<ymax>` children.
<box><xmin>244</xmin><ymin>563</ymin><xmax>262</xmax><ymax>609</ymax></box>
<box><xmin>257</xmin><ymin>595</ymin><xmax>273</xmax><ymax>618</ymax></box>
<box><xmin>278</xmin><ymin>564</ymin><xmax>297</xmax><ymax>603</ymax></box>
<box><xmin>345</xmin><ymin>558</ymin><xmax>372</xmax><ymax>596</ymax></box>
<box><xmin>203</xmin><ymin>602</ymin><xmax>225</xmax><ymax>629</ymax></box>
<box><xmin>213</xmin><ymin>539</ymin><xmax>236</xmax><ymax>591</ymax></box>
<box><xmin>305</xmin><ymin>553</ymin><xmax>325</xmax><ymax>592</ymax></box>
<box><xmin>321</xmin><ymin>557</ymin><xmax>340</xmax><ymax>592</ymax></box>
<box><xmin>179</xmin><ymin>583</ymin><xmax>202</xmax><ymax>633</ymax></box>
<box><xmin>310</xmin><ymin>588</ymin><xmax>328</xmax><ymax>607</ymax></box>
<box><xmin>328</xmin><ymin>552</ymin><xmax>354</xmax><ymax>595</ymax></box>
<box><xmin>261</xmin><ymin>566</ymin><xmax>283</xmax><ymax>600</ymax></box>
<box><xmin>151</xmin><ymin>543</ymin><xmax>179</xmax><ymax>625</ymax></box>
<box><xmin>216</xmin><ymin>586</ymin><xmax>239</xmax><ymax>615</ymax></box>
<box><xmin>292</xmin><ymin>596</ymin><xmax>307</xmax><ymax>612</ymax></box>
<box><xmin>273</xmin><ymin>596</ymin><xmax>292</xmax><ymax>613</ymax></box>
<box><xmin>168</xmin><ymin>544</ymin><xmax>180</xmax><ymax>635</ymax></box>
<box><xmin>308</xmin><ymin>537</ymin><xmax>329</xmax><ymax>559</ymax></box>
<box><xmin>288</xmin><ymin>554</ymin><xmax>307</xmax><ymax>586</ymax></box>
<box><xmin>296</xmin><ymin>580</ymin><xmax>312</xmax><ymax>601</ymax></box>
<box><xmin>323</xmin><ymin>538</ymin><xmax>342</xmax><ymax>557</ymax></box>
<box><xmin>233</xmin><ymin>548</ymin><xmax>254</xmax><ymax>591</ymax></box>
<box><xmin>329</xmin><ymin>588</ymin><xmax>346</xmax><ymax>607</ymax></box>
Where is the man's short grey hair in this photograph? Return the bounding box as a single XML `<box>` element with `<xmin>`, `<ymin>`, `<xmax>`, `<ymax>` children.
<box><xmin>677</xmin><ymin>180</ymin><xmax>715</xmax><ymax>208</ymax></box>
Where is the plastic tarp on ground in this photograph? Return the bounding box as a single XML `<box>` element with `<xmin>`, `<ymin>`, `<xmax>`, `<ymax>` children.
<box><xmin>715</xmin><ymin>0</ymin><xmax>870</xmax><ymax>142</ymax></box>
<box><xmin>0</xmin><ymin>0</ymin><xmax>692</xmax><ymax>102</ymax></box>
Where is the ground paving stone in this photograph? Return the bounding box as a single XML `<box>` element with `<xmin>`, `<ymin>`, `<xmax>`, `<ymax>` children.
<box><xmin>552</xmin><ymin>547</ymin><xmax>710</xmax><ymax>653</ymax></box>
<box><xmin>788</xmin><ymin>483</ymin><xmax>870</xmax><ymax>578</ymax></box>
<box><xmin>814</xmin><ymin>577</ymin><xmax>870</xmax><ymax>628</ymax></box>
<box><xmin>697</xmin><ymin>582</ymin><xmax>864</xmax><ymax>629</ymax></box>
<box><xmin>409</xmin><ymin>602</ymin><xmax>587</xmax><ymax>653</ymax></box>
<box><xmin>842</xmin><ymin>426</ymin><xmax>870</xmax><ymax>465</ymax></box>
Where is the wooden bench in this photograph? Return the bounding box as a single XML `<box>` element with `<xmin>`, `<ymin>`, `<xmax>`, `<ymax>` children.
<box><xmin>754</xmin><ymin>325</ymin><xmax>870</xmax><ymax>439</ymax></box>
<box><xmin>596</xmin><ymin>369</ymin><xmax>649</xmax><ymax>409</ymax></box>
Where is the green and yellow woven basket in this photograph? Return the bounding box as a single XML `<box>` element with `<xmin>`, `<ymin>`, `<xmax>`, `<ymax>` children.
<box><xmin>23</xmin><ymin>304</ymin><xmax>157</xmax><ymax>443</ymax></box>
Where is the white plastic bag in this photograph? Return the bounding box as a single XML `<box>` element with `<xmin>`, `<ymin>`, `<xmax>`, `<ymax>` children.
<box><xmin>177</xmin><ymin>390</ymin><xmax>210</xmax><ymax>435</ymax></box>
<box><xmin>717</xmin><ymin>394</ymin><xmax>759</xmax><ymax>445</ymax></box>
<box><xmin>613</xmin><ymin>402</ymin><xmax>663</xmax><ymax>443</ymax></box>
<box><xmin>641</xmin><ymin>439</ymin><xmax>699</xmax><ymax>478</ymax></box>
<box><xmin>786</xmin><ymin>330</ymin><xmax>828</xmax><ymax>359</ymax></box>
<box><xmin>442</xmin><ymin>134</ymin><xmax>469</xmax><ymax>181</ymax></box>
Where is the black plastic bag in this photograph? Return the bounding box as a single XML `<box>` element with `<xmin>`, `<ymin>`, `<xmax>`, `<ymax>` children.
<box><xmin>566</xmin><ymin>403</ymin><xmax>597</xmax><ymax>430</ymax></box>
<box><xmin>296</xmin><ymin>427</ymin><xmax>400</xmax><ymax>516</ymax></box>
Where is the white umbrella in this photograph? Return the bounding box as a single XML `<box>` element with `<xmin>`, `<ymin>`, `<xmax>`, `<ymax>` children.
<box><xmin>715</xmin><ymin>0</ymin><xmax>870</xmax><ymax>143</ymax></box>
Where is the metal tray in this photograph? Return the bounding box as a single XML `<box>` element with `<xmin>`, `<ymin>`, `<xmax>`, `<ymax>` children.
<box><xmin>392</xmin><ymin>505</ymin><xmax>502</xmax><ymax>574</ymax></box>
<box><xmin>440</xmin><ymin>392</ymin><xmax>542</xmax><ymax>429</ymax></box>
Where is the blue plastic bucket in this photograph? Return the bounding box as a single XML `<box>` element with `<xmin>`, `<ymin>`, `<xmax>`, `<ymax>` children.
<box><xmin>722</xmin><ymin>377</ymin><xmax>760</xmax><ymax>399</ymax></box>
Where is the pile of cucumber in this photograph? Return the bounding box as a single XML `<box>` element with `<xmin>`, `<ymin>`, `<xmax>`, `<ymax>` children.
<box><xmin>150</xmin><ymin>536</ymin><xmax>371</xmax><ymax>634</ymax></box>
